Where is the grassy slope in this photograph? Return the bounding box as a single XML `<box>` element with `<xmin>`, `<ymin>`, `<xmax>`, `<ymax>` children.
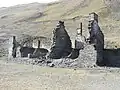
<box><xmin>0</xmin><ymin>0</ymin><xmax>120</xmax><ymax>48</ymax></box>
<box><xmin>35</xmin><ymin>0</ymin><xmax>106</xmax><ymax>21</ymax></box>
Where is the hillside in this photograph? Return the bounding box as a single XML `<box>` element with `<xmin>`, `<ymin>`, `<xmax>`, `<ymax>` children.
<box><xmin>36</xmin><ymin>0</ymin><xmax>106</xmax><ymax>20</ymax></box>
<box><xmin>1</xmin><ymin>1</ymin><xmax>120</xmax><ymax>89</ymax></box>
<box><xmin>0</xmin><ymin>0</ymin><xmax>120</xmax><ymax>49</ymax></box>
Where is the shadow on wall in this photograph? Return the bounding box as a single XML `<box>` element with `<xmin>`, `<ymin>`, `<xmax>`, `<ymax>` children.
<box><xmin>68</xmin><ymin>48</ymin><xmax>80</xmax><ymax>59</ymax></box>
<box><xmin>20</xmin><ymin>47</ymin><xmax>49</xmax><ymax>59</ymax></box>
<box><xmin>103</xmin><ymin>48</ymin><xmax>120</xmax><ymax>68</ymax></box>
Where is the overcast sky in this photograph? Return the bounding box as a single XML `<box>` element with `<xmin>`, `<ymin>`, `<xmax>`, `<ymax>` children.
<box><xmin>0</xmin><ymin>0</ymin><xmax>58</xmax><ymax>7</ymax></box>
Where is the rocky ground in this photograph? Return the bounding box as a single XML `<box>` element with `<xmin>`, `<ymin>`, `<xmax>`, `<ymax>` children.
<box><xmin>1</xmin><ymin>58</ymin><xmax>120</xmax><ymax>90</ymax></box>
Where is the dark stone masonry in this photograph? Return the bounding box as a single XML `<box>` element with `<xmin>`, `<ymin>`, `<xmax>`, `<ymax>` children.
<box><xmin>48</xmin><ymin>21</ymin><xmax>72</xmax><ymax>59</ymax></box>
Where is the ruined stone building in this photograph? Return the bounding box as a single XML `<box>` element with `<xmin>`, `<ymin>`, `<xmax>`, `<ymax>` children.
<box><xmin>8</xmin><ymin>35</ymin><xmax>51</xmax><ymax>59</ymax></box>
<box><xmin>8</xmin><ymin>12</ymin><xmax>105</xmax><ymax>67</ymax></box>
<box><xmin>69</xmin><ymin>12</ymin><xmax>104</xmax><ymax>66</ymax></box>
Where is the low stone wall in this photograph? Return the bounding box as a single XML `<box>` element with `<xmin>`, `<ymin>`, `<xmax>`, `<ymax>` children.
<box><xmin>8</xmin><ymin>34</ymin><xmax>51</xmax><ymax>59</ymax></box>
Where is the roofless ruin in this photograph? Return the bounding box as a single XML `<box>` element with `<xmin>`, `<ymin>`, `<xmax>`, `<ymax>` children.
<box><xmin>8</xmin><ymin>12</ymin><xmax>105</xmax><ymax>67</ymax></box>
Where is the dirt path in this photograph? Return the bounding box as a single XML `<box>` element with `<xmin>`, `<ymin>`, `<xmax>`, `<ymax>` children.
<box><xmin>0</xmin><ymin>59</ymin><xmax>120</xmax><ymax>90</ymax></box>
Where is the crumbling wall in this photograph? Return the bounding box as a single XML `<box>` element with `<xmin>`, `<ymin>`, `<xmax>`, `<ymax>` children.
<box><xmin>8</xmin><ymin>34</ymin><xmax>51</xmax><ymax>59</ymax></box>
<box><xmin>75</xmin><ymin>44</ymin><xmax>97</xmax><ymax>68</ymax></box>
<box><xmin>48</xmin><ymin>21</ymin><xmax>72</xmax><ymax>59</ymax></box>
<box><xmin>103</xmin><ymin>48</ymin><xmax>120</xmax><ymax>67</ymax></box>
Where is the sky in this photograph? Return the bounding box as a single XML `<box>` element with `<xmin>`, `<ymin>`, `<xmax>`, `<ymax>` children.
<box><xmin>0</xmin><ymin>0</ymin><xmax>58</xmax><ymax>7</ymax></box>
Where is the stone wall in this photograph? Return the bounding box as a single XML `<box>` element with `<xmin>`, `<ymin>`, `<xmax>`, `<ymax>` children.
<box><xmin>8</xmin><ymin>34</ymin><xmax>51</xmax><ymax>59</ymax></box>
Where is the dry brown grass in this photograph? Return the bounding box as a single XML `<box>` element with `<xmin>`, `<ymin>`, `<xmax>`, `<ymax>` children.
<box><xmin>1</xmin><ymin>59</ymin><xmax>120</xmax><ymax>90</ymax></box>
<box><xmin>0</xmin><ymin>0</ymin><xmax>120</xmax><ymax>48</ymax></box>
